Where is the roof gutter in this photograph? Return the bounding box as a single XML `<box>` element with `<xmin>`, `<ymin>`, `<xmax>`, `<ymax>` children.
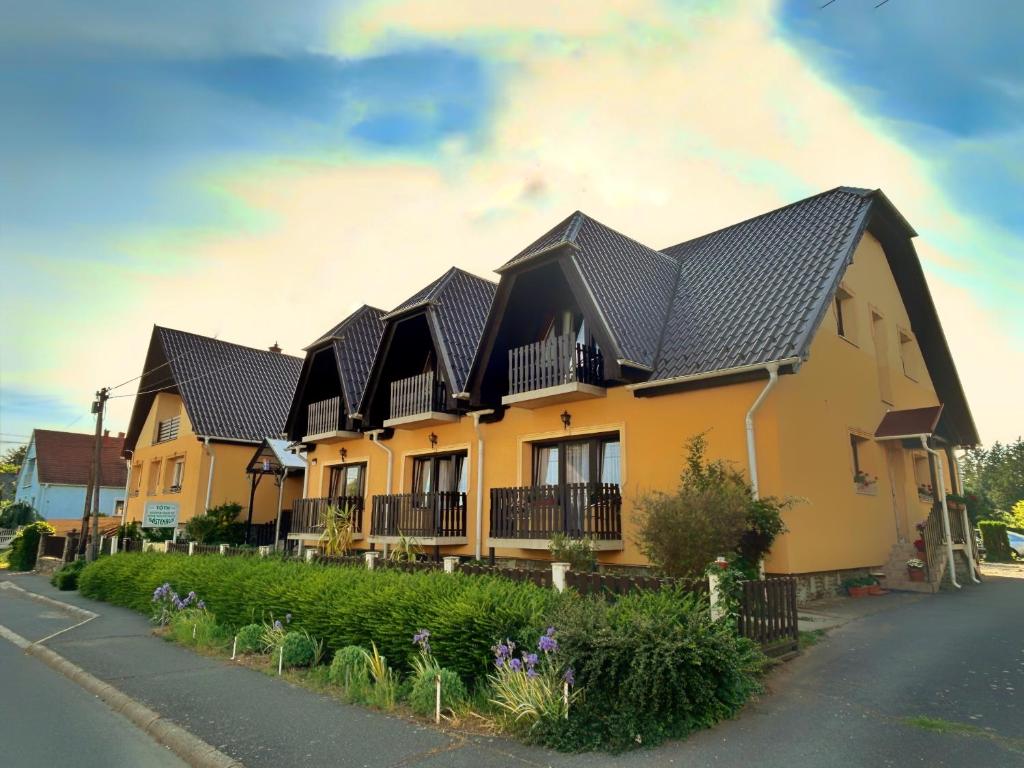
<box><xmin>628</xmin><ymin>356</ymin><xmax>802</xmax><ymax>392</ymax></box>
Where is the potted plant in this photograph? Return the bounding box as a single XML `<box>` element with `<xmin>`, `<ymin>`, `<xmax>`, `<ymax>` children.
<box><xmin>854</xmin><ymin>472</ymin><xmax>877</xmax><ymax>493</ymax></box>
<box><xmin>907</xmin><ymin>558</ymin><xmax>926</xmax><ymax>582</ymax></box>
<box><xmin>842</xmin><ymin>576</ymin><xmax>871</xmax><ymax>598</ymax></box>
<box><xmin>946</xmin><ymin>493</ymin><xmax>967</xmax><ymax>512</ymax></box>
<box><xmin>866</xmin><ymin>577</ymin><xmax>885</xmax><ymax>596</ymax></box>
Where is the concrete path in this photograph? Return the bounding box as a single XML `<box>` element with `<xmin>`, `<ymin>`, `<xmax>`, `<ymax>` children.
<box><xmin>1</xmin><ymin>571</ymin><xmax>1021</xmax><ymax>767</ymax></box>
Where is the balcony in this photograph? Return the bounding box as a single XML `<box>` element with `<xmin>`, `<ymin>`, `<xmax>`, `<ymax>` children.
<box><xmin>289</xmin><ymin>496</ymin><xmax>364</xmax><ymax>541</ymax></box>
<box><xmin>383</xmin><ymin>371</ymin><xmax>457</xmax><ymax>429</ymax></box>
<box><xmin>502</xmin><ymin>333</ymin><xmax>605</xmax><ymax>409</ymax></box>
<box><xmin>303</xmin><ymin>396</ymin><xmax>360</xmax><ymax>442</ymax></box>
<box><xmin>370</xmin><ymin>491</ymin><xmax>467</xmax><ymax>545</ymax></box>
<box><xmin>489</xmin><ymin>483</ymin><xmax>623</xmax><ymax>550</ymax></box>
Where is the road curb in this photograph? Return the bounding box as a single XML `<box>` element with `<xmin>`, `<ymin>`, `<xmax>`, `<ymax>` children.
<box><xmin>0</xmin><ymin>598</ymin><xmax>243</xmax><ymax>768</ymax></box>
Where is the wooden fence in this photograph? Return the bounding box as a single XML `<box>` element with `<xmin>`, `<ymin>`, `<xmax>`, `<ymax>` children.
<box><xmin>736</xmin><ymin>576</ymin><xmax>799</xmax><ymax>657</ymax></box>
<box><xmin>167</xmin><ymin>541</ymin><xmax>190</xmax><ymax>554</ymax></box>
<box><xmin>565</xmin><ymin>570</ymin><xmax>708</xmax><ymax>598</ymax></box>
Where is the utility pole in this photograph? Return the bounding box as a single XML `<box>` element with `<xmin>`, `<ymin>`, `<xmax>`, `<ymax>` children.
<box><xmin>77</xmin><ymin>388</ymin><xmax>109</xmax><ymax>561</ymax></box>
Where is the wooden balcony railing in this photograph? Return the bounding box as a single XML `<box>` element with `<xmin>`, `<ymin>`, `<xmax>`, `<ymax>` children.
<box><xmin>490</xmin><ymin>482</ymin><xmax>622</xmax><ymax>541</ymax></box>
<box><xmin>306</xmin><ymin>396</ymin><xmax>344</xmax><ymax>437</ymax></box>
<box><xmin>291</xmin><ymin>496</ymin><xmax>364</xmax><ymax>536</ymax></box>
<box><xmin>508</xmin><ymin>333</ymin><xmax>603</xmax><ymax>396</ymax></box>
<box><xmin>370</xmin><ymin>491</ymin><xmax>466</xmax><ymax>538</ymax></box>
<box><xmin>389</xmin><ymin>371</ymin><xmax>448</xmax><ymax>420</ymax></box>
<box><xmin>946</xmin><ymin>502</ymin><xmax>968</xmax><ymax>545</ymax></box>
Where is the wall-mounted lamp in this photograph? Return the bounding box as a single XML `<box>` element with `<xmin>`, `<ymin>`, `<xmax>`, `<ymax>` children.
<box><xmin>560</xmin><ymin>410</ymin><xmax>571</xmax><ymax>429</ymax></box>
<box><xmin>428</xmin><ymin>432</ymin><xmax>438</xmax><ymax>449</ymax></box>
<box><xmin>311</xmin><ymin>458</ymin><xmax>318</xmax><ymax>466</ymax></box>
<box><xmin>339</xmin><ymin>447</ymin><xmax>347</xmax><ymax>462</ymax></box>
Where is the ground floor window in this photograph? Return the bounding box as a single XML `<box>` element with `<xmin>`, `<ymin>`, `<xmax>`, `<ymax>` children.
<box><xmin>531</xmin><ymin>434</ymin><xmax>621</xmax><ymax>487</ymax></box>
<box><xmin>411</xmin><ymin>453</ymin><xmax>467</xmax><ymax>495</ymax></box>
<box><xmin>850</xmin><ymin>433</ymin><xmax>877</xmax><ymax>492</ymax></box>
<box><xmin>327</xmin><ymin>462</ymin><xmax>366</xmax><ymax>499</ymax></box>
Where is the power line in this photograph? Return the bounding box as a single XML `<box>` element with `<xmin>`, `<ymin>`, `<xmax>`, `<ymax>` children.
<box><xmin>106</xmin><ymin>356</ymin><xmax>243</xmax><ymax>400</ymax></box>
<box><xmin>107</xmin><ymin>334</ymin><xmax>219</xmax><ymax>392</ymax></box>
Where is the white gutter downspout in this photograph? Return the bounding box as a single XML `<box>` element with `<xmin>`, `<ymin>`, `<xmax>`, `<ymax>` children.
<box><xmin>299</xmin><ymin>449</ymin><xmax>309</xmax><ymax>497</ymax></box>
<box><xmin>470</xmin><ymin>410</ymin><xmax>495</xmax><ymax>561</ymax></box>
<box><xmin>921</xmin><ymin>436</ymin><xmax>959</xmax><ymax>589</ymax></box>
<box><xmin>274</xmin><ymin>468</ymin><xmax>289</xmax><ymax>549</ymax></box>
<box><xmin>368</xmin><ymin>430</ymin><xmax>393</xmax><ymax>557</ymax></box>
<box><xmin>950</xmin><ymin>445</ymin><xmax>980</xmax><ymax>584</ymax></box>
<box><xmin>745</xmin><ymin>363</ymin><xmax>780</xmax><ymax>578</ymax></box>
<box><xmin>745</xmin><ymin>363</ymin><xmax>780</xmax><ymax>501</ymax></box>
<box><xmin>203</xmin><ymin>437</ymin><xmax>215</xmax><ymax>512</ymax></box>
<box><xmin>121</xmin><ymin>451</ymin><xmax>133</xmax><ymax>532</ymax></box>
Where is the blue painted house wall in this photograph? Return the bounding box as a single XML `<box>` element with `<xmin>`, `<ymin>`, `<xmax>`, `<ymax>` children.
<box><xmin>14</xmin><ymin>436</ymin><xmax>124</xmax><ymax>520</ymax></box>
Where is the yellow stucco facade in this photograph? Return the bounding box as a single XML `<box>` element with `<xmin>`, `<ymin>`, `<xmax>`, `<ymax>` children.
<box><xmin>299</xmin><ymin>231</ymin><xmax>957</xmax><ymax>575</ymax></box>
<box><xmin>124</xmin><ymin>392</ymin><xmax>304</xmax><ymax>530</ymax></box>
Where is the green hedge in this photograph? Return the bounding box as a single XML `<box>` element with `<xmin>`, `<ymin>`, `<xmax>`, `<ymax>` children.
<box><xmin>7</xmin><ymin>521</ymin><xmax>54</xmax><ymax>571</ymax></box>
<box><xmin>79</xmin><ymin>553</ymin><xmax>765</xmax><ymax>752</ymax></box>
<box><xmin>79</xmin><ymin>553</ymin><xmax>558</xmax><ymax>683</ymax></box>
<box><xmin>979</xmin><ymin>520</ymin><xmax>1014</xmax><ymax>562</ymax></box>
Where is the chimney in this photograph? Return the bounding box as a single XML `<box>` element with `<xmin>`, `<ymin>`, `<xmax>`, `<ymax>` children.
<box><xmin>117</xmin><ymin>432</ymin><xmax>125</xmax><ymax>439</ymax></box>
<box><xmin>269</xmin><ymin>342</ymin><xmax>282</xmax><ymax>354</ymax></box>
<box><xmin>103</xmin><ymin>429</ymin><xmax>110</xmax><ymax>437</ymax></box>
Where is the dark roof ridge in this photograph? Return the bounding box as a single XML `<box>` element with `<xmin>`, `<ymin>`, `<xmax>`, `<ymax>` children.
<box><xmin>154</xmin><ymin>325</ymin><xmax>302</xmax><ymax>362</ymax></box>
<box><xmin>573</xmin><ymin>211</ymin><xmax>679</xmax><ymax>268</ymax></box>
<box><xmin>660</xmin><ymin>186</ymin><xmax>875</xmax><ymax>255</ymax></box>
<box><xmin>305</xmin><ymin>304</ymin><xmax>388</xmax><ymax>350</ymax></box>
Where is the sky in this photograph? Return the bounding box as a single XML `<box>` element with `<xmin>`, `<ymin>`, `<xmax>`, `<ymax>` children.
<box><xmin>1</xmin><ymin>0</ymin><xmax>1021</xmax><ymax>452</ymax></box>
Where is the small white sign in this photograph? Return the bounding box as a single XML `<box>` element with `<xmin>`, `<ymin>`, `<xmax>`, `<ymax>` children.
<box><xmin>143</xmin><ymin>502</ymin><xmax>179</xmax><ymax>528</ymax></box>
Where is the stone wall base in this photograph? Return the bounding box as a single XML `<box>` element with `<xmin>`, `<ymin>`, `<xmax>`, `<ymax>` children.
<box><xmin>770</xmin><ymin>567</ymin><xmax>882</xmax><ymax>604</ymax></box>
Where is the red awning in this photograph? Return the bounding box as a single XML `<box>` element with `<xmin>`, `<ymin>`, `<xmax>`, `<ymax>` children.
<box><xmin>874</xmin><ymin>405</ymin><xmax>944</xmax><ymax>440</ymax></box>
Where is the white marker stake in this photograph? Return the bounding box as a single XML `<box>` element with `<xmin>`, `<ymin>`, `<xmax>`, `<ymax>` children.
<box><xmin>563</xmin><ymin>681</ymin><xmax>569</xmax><ymax>719</ymax></box>
<box><xmin>278</xmin><ymin>646</ymin><xmax>284</xmax><ymax>676</ymax></box>
<box><xmin>435</xmin><ymin>674</ymin><xmax>441</xmax><ymax>724</ymax></box>
<box><xmin>192</xmin><ymin>625</ymin><xmax>197</xmax><ymax>640</ymax></box>
<box><xmin>231</xmin><ymin>636</ymin><xmax>237</xmax><ymax>660</ymax></box>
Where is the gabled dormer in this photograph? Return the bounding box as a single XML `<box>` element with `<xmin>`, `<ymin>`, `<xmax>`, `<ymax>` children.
<box><xmin>361</xmin><ymin>268</ymin><xmax>495</xmax><ymax>429</ymax></box>
<box><xmin>468</xmin><ymin>211</ymin><xmax>677</xmax><ymax>408</ymax></box>
<box><xmin>285</xmin><ymin>305</ymin><xmax>386</xmax><ymax>442</ymax></box>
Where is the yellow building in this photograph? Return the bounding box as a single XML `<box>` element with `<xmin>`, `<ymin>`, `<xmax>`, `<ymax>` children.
<box><xmin>122</xmin><ymin>327</ymin><xmax>304</xmax><ymax>542</ymax></box>
<box><xmin>286</xmin><ymin>188</ymin><xmax>979</xmax><ymax>597</ymax></box>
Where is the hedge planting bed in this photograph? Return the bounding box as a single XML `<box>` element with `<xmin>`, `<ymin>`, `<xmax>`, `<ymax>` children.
<box><xmin>79</xmin><ymin>552</ymin><xmax>764</xmax><ymax>751</ymax></box>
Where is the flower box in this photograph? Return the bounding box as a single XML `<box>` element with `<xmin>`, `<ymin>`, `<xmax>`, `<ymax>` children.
<box><xmin>908</xmin><ymin>568</ymin><xmax>926</xmax><ymax>583</ymax></box>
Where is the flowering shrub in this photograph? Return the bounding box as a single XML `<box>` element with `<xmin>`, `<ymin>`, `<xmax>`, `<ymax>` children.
<box><xmin>906</xmin><ymin>558</ymin><xmax>926</xmax><ymax>569</ymax></box>
<box><xmin>150</xmin><ymin>583</ymin><xmax>205</xmax><ymax>626</ymax></box>
<box><xmin>488</xmin><ymin>627</ymin><xmax>577</xmax><ymax>730</ymax></box>
<box><xmin>407</xmin><ymin>629</ymin><xmax>467</xmax><ymax>717</ymax></box>
<box><xmin>259</xmin><ymin>613</ymin><xmax>291</xmax><ymax>652</ymax></box>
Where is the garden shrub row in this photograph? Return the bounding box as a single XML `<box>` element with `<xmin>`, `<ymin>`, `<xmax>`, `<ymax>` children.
<box><xmin>79</xmin><ymin>552</ymin><xmax>764</xmax><ymax>752</ymax></box>
<box><xmin>79</xmin><ymin>552</ymin><xmax>558</xmax><ymax>682</ymax></box>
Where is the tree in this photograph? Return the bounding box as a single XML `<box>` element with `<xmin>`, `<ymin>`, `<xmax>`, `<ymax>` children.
<box><xmin>961</xmin><ymin>438</ymin><xmax>1024</xmax><ymax>520</ymax></box>
<box><xmin>1</xmin><ymin>444</ymin><xmax>28</xmax><ymax>469</ymax></box>
<box><xmin>634</xmin><ymin>434</ymin><xmax>791</xmax><ymax>578</ymax></box>
<box><xmin>1007</xmin><ymin>500</ymin><xmax>1024</xmax><ymax>531</ymax></box>
<box><xmin>185</xmin><ymin>502</ymin><xmax>244</xmax><ymax>544</ymax></box>
<box><xmin>0</xmin><ymin>500</ymin><xmax>38</xmax><ymax>528</ymax></box>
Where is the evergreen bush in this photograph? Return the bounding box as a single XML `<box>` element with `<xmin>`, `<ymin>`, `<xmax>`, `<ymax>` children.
<box><xmin>409</xmin><ymin>667</ymin><xmax>467</xmax><ymax>717</ymax></box>
<box><xmin>235</xmin><ymin>623</ymin><xmax>264</xmax><ymax>653</ymax></box>
<box><xmin>50</xmin><ymin>559</ymin><xmax>86</xmax><ymax>590</ymax></box>
<box><xmin>979</xmin><ymin>520</ymin><xmax>1014</xmax><ymax>562</ymax></box>
<box><xmin>7</xmin><ymin>521</ymin><xmax>54</xmax><ymax>571</ymax></box>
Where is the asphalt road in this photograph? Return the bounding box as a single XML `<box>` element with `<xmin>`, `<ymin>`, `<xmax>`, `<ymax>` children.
<box><xmin>0</xmin><ymin>596</ymin><xmax>185</xmax><ymax>767</ymax></box>
<box><xmin>0</xmin><ymin>570</ymin><xmax>1021</xmax><ymax>767</ymax></box>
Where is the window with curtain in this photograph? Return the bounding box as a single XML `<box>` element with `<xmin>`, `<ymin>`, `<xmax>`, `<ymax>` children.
<box><xmin>328</xmin><ymin>463</ymin><xmax>365</xmax><ymax>498</ymax></box>
<box><xmin>412</xmin><ymin>453</ymin><xmax>467</xmax><ymax>496</ymax></box>
<box><xmin>531</xmin><ymin>435</ymin><xmax>620</xmax><ymax>487</ymax></box>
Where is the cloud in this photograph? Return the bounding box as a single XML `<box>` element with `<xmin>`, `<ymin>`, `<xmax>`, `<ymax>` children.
<box><xmin>2</xmin><ymin>0</ymin><xmax>1021</xmax><ymax>447</ymax></box>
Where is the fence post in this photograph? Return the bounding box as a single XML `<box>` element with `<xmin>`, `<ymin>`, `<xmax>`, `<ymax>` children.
<box><xmin>443</xmin><ymin>556</ymin><xmax>459</xmax><ymax>574</ymax></box>
<box><xmin>258</xmin><ymin>545</ymin><xmax>272</xmax><ymax>557</ymax></box>
<box><xmin>188</xmin><ymin>541</ymin><xmax>196</xmax><ymax>556</ymax></box>
<box><xmin>708</xmin><ymin>570</ymin><xmax>724</xmax><ymax>621</ymax></box>
<box><xmin>219</xmin><ymin>544</ymin><xmax>229</xmax><ymax>556</ymax></box>
<box><xmin>305</xmin><ymin>548</ymin><xmax>317</xmax><ymax>563</ymax></box>
<box><xmin>61</xmin><ymin>536</ymin><xmax>73</xmax><ymax>563</ymax></box>
<box><xmin>365</xmin><ymin>551</ymin><xmax>380</xmax><ymax>570</ymax></box>
<box><xmin>551</xmin><ymin>562</ymin><xmax>570</xmax><ymax>592</ymax></box>
<box><xmin>162</xmin><ymin>540</ymin><xmax>172</xmax><ymax>554</ymax></box>
<box><xmin>36</xmin><ymin>533</ymin><xmax>48</xmax><ymax>564</ymax></box>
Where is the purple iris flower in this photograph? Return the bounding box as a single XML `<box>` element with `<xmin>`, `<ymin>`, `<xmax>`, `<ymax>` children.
<box><xmin>274</xmin><ymin>620</ymin><xmax>283</xmax><ymax>631</ymax></box>
<box><xmin>509</xmin><ymin>658</ymin><xmax>522</xmax><ymax>672</ymax></box>
<box><xmin>538</xmin><ymin>633</ymin><xmax>558</xmax><ymax>654</ymax></box>
<box><xmin>197</xmin><ymin>600</ymin><xmax>206</xmax><ymax>610</ymax></box>
<box><xmin>563</xmin><ymin>667</ymin><xmax>575</xmax><ymax>687</ymax></box>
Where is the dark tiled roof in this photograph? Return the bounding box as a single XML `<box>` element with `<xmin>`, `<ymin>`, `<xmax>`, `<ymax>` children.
<box><xmin>498</xmin><ymin>212</ymin><xmax>678</xmax><ymax>368</ymax></box>
<box><xmin>655</xmin><ymin>188</ymin><xmax>872</xmax><ymax>378</ymax></box>
<box><xmin>383</xmin><ymin>267</ymin><xmax>496</xmax><ymax>394</ymax></box>
<box><xmin>33</xmin><ymin>429</ymin><xmax>127</xmax><ymax>487</ymax></box>
<box><xmin>124</xmin><ymin>328</ymin><xmax>302</xmax><ymax>450</ymax></box>
<box><xmin>330</xmin><ymin>306</ymin><xmax>386</xmax><ymax>413</ymax></box>
<box><xmin>875</xmin><ymin>405</ymin><xmax>943</xmax><ymax>439</ymax></box>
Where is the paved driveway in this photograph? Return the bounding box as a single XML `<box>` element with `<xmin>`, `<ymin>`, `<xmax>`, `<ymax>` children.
<box><xmin>1</xmin><ymin>570</ymin><xmax>1021</xmax><ymax>767</ymax></box>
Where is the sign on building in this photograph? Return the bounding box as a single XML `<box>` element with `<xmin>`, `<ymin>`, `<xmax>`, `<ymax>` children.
<box><xmin>143</xmin><ymin>501</ymin><xmax>179</xmax><ymax>529</ymax></box>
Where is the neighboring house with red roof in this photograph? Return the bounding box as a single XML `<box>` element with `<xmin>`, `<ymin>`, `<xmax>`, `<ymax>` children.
<box><xmin>14</xmin><ymin>429</ymin><xmax>128</xmax><ymax>520</ymax></box>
